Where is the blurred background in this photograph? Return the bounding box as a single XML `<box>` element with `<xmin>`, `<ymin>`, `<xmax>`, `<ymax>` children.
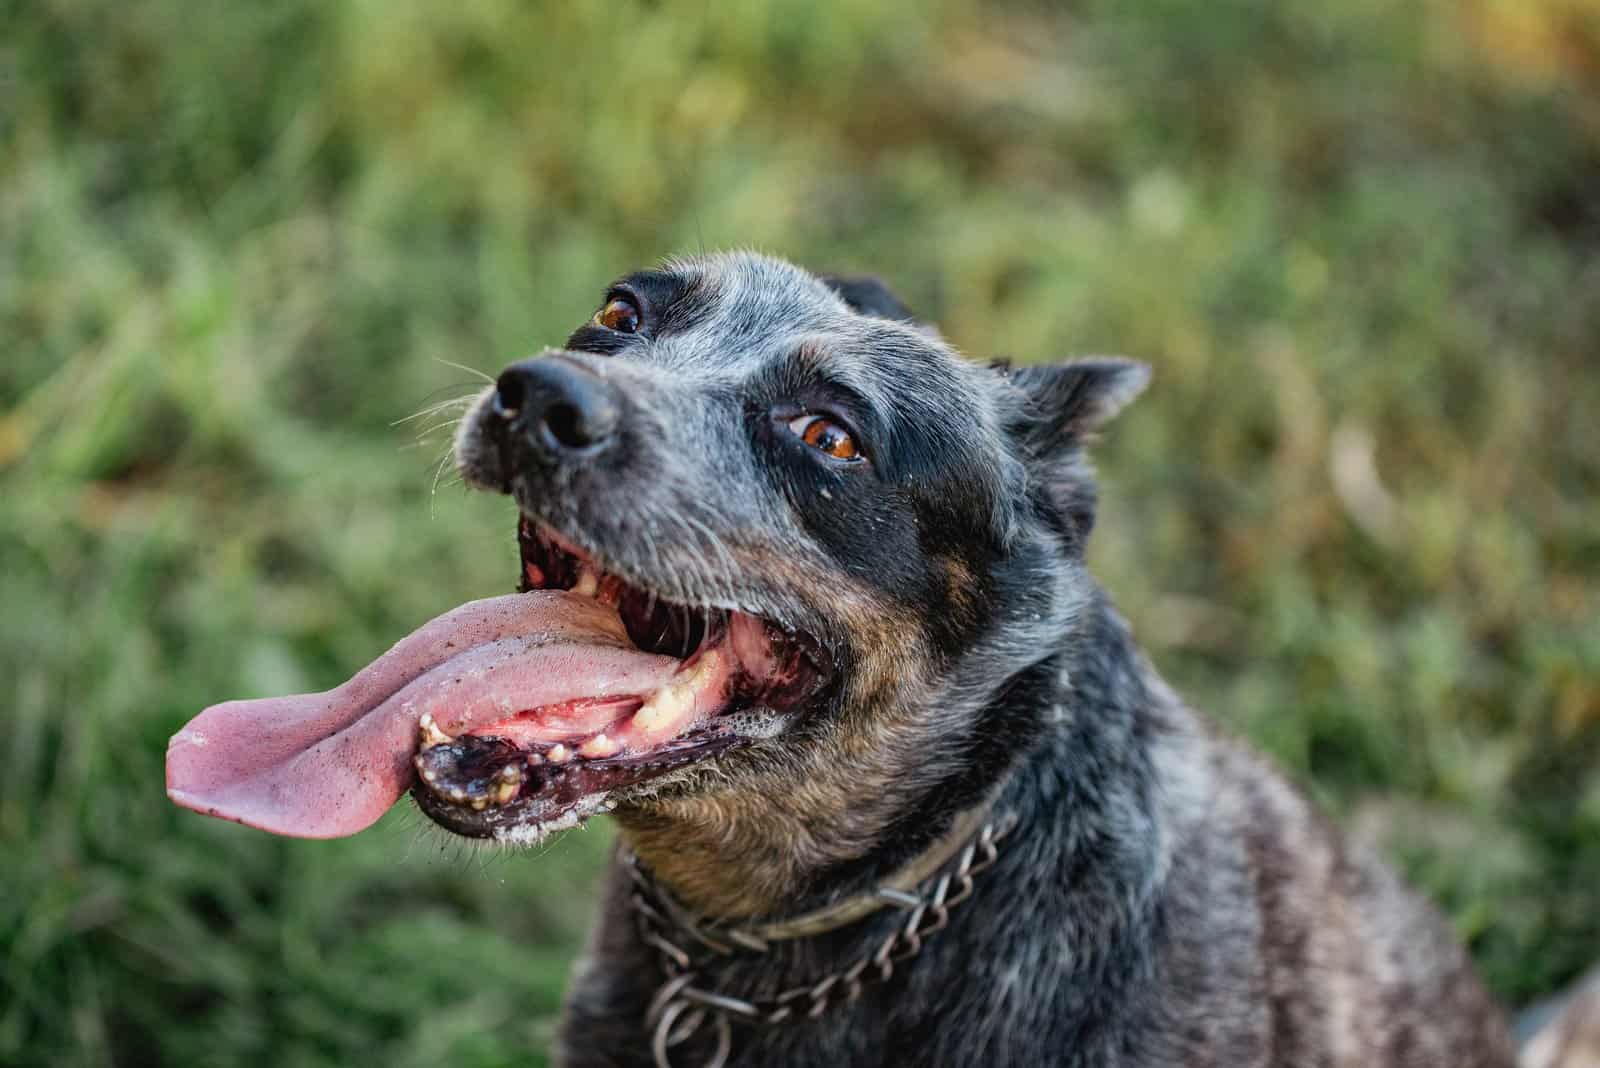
<box><xmin>3</xmin><ymin>0</ymin><xmax>1599</xmax><ymax>1064</ymax></box>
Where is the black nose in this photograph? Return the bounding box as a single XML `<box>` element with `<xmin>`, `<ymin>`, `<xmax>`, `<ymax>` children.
<box><xmin>492</xmin><ymin>355</ymin><xmax>621</xmax><ymax>456</ymax></box>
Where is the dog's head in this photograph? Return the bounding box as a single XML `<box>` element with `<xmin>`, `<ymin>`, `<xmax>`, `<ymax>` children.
<box><xmin>165</xmin><ymin>251</ymin><xmax>1144</xmax><ymax>909</ymax></box>
<box><xmin>437</xmin><ymin>252</ymin><xmax>1147</xmax><ymax>910</ymax></box>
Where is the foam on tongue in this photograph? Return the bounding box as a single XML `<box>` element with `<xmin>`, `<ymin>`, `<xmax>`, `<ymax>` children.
<box><xmin>165</xmin><ymin>591</ymin><xmax>681</xmax><ymax>839</ymax></box>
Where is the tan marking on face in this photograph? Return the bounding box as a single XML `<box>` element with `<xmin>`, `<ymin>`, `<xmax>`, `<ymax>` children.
<box><xmin>614</xmin><ymin>556</ymin><xmax>946</xmax><ymax>918</ymax></box>
<box><xmin>940</xmin><ymin>555</ymin><xmax>979</xmax><ymax>624</ymax></box>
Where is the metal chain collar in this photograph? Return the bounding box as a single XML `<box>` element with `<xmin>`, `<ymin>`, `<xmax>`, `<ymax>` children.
<box><xmin>626</xmin><ymin>809</ymin><xmax>1019</xmax><ymax>1068</ymax></box>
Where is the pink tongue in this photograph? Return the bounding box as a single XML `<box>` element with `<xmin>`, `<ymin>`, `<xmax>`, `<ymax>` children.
<box><xmin>166</xmin><ymin>591</ymin><xmax>680</xmax><ymax>839</ymax></box>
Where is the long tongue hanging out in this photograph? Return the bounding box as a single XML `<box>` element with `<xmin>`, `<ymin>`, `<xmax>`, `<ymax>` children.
<box><xmin>165</xmin><ymin>592</ymin><xmax>681</xmax><ymax>839</ymax></box>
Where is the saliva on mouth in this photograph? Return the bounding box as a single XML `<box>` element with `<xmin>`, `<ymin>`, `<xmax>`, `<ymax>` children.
<box><xmin>407</xmin><ymin>518</ymin><xmax>828</xmax><ymax>842</ymax></box>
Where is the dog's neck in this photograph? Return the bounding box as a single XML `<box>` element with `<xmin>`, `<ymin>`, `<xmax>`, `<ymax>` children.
<box><xmin>613</xmin><ymin>590</ymin><xmax>1138</xmax><ymax>921</ymax></box>
<box><xmin>624</xmin><ymin>792</ymin><xmax>1011</xmax><ymax>956</ymax></box>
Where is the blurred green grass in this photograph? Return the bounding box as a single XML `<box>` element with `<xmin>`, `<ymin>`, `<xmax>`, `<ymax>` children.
<box><xmin>3</xmin><ymin>0</ymin><xmax>1599</xmax><ymax>1064</ymax></box>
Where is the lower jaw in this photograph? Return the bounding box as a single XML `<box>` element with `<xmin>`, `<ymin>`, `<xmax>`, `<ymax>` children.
<box><xmin>411</xmin><ymin>780</ymin><xmax>612</xmax><ymax>842</ymax></box>
<box><xmin>409</xmin><ymin>724</ymin><xmax>749</xmax><ymax>841</ymax></box>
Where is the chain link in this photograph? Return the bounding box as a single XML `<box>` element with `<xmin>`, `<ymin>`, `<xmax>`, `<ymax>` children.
<box><xmin>630</xmin><ymin>812</ymin><xmax>1016</xmax><ymax>1068</ymax></box>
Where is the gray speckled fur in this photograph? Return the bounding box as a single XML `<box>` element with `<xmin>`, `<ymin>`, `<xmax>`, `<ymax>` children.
<box><xmin>452</xmin><ymin>252</ymin><xmax>1514</xmax><ymax>1067</ymax></box>
<box><xmin>561</xmin><ymin>602</ymin><xmax>1512</xmax><ymax>1067</ymax></box>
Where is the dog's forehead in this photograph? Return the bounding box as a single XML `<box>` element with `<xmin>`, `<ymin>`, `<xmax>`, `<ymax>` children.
<box><xmin>631</xmin><ymin>252</ymin><xmax>853</xmax><ymax>373</ymax></box>
<box><xmin>630</xmin><ymin>252</ymin><xmax>971</xmax><ymax>404</ymax></box>
<box><xmin>666</xmin><ymin>251</ymin><xmax>848</xmax><ymax>331</ymax></box>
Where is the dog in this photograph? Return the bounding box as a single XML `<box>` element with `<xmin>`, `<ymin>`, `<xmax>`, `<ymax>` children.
<box><xmin>168</xmin><ymin>252</ymin><xmax>1518</xmax><ymax>1066</ymax></box>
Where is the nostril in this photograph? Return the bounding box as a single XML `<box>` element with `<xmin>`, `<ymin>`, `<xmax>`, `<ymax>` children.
<box><xmin>493</xmin><ymin>371</ymin><xmax>526</xmax><ymax>418</ymax></box>
<box><xmin>494</xmin><ymin>355</ymin><xmax>620</xmax><ymax>456</ymax></box>
<box><xmin>543</xmin><ymin>402</ymin><xmax>590</xmax><ymax>448</ymax></box>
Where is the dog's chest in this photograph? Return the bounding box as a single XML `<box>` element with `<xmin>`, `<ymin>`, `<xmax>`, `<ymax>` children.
<box><xmin>555</xmin><ymin>854</ymin><xmax>1151</xmax><ymax>1068</ymax></box>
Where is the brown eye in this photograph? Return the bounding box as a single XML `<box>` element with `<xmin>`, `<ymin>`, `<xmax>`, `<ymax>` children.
<box><xmin>596</xmin><ymin>296</ymin><xmax>641</xmax><ymax>333</ymax></box>
<box><xmin>787</xmin><ymin>413</ymin><xmax>861</xmax><ymax>461</ymax></box>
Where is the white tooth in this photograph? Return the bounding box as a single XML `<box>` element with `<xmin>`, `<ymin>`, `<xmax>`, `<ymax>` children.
<box><xmin>547</xmin><ymin>743</ymin><xmax>571</xmax><ymax>764</ymax></box>
<box><xmin>572</xmin><ymin>568</ymin><xmax>600</xmax><ymax>598</ymax></box>
<box><xmin>630</xmin><ymin>685</ymin><xmax>693</xmax><ymax>736</ymax></box>
<box><xmin>578</xmin><ymin>733</ymin><xmax>620</xmax><ymax>759</ymax></box>
<box><xmin>490</xmin><ymin>765</ymin><xmax>523</xmax><ymax>804</ymax></box>
<box><xmin>418</xmin><ymin>713</ymin><xmax>454</xmax><ymax>749</ymax></box>
<box><xmin>631</xmin><ymin>647</ymin><xmax>721</xmax><ymax>738</ymax></box>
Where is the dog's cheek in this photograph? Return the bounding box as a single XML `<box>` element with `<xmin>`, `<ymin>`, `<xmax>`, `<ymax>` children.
<box><xmin>834</xmin><ymin>600</ymin><xmax>938</xmax><ymax>720</ymax></box>
<box><xmin>807</xmin><ymin>493</ymin><xmax>939</xmax><ymax>610</ymax></box>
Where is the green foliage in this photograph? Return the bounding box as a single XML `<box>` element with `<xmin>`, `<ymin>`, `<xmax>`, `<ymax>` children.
<box><xmin>3</xmin><ymin>0</ymin><xmax>1598</xmax><ymax>1063</ymax></box>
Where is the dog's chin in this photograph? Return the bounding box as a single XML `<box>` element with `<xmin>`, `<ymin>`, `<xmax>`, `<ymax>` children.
<box><xmin>409</xmin><ymin>517</ymin><xmax>829</xmax><ymax>843</ymax></box>
<box><xmin>408</xmin><ymin>716</ymin><xmax>758</xmax><ymax>844</ymax></box>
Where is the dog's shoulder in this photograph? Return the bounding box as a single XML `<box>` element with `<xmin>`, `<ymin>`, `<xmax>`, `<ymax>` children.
<box><xmin>1150</xmin><ymin>701</ymin><xmax>1516</xmax><ymax>1067</ymax></box>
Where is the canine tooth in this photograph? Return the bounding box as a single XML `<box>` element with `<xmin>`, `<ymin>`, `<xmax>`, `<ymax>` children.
<box><xmin>578</xmin><ymin>733</ymin><xmax>620</xmax><ymax>759</ymax></box>
<box><xmin>420</xmin><ymin>768</ymin><xmax>438</xmax><ymax>784</ymax></box>
<box><xmin>631</xmin><ymin>646</ymin><xmax>722</xmax><ymax>737</ymax></box>
<box><xmin>417</xmin><ymin>713</ymin><xmax>454</xmax><ymax>750</ymax></box>
<box><xmin>572</xmin><ymin>568</ymin><xmax>600</xmax><ymax>598</ymax></box>
<box><xmin>471</xmin><ymin>797</ymin><xmax>488</xmax><ymax>811</ymax></box>
<box><xmin>631</xmin><ymin>685</ymin><xmax>693</xmax><ymax>736</ymax></box>
<box><xmin>547</xmin><ymin>743</ymin><xmax>571</xmax><ymax>764</ymax></box>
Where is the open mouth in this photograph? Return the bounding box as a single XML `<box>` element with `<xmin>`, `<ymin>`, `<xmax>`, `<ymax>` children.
<box><xmin>165</xmin><ymin>517</ymin><xmax>827</xmax><ymax>844</ymax></box>
<box><xmin>409</xmin><ymin>520</ymin><xmax>827</xmax><ymax>840</ymax></box>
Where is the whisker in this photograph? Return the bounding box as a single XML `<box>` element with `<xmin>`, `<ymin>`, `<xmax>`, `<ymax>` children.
<box><xmin>431</xmin><ymin>357</ymin><xmax>495</xmax><ymax>384</ymax></box>
<box><xmin>392</xmin><ymin>394</ymin><xmax>476</xmax><ymax>427</ymax></box>
<box><xmin>654</xmin><ymin>611</ymin><xmax>672</xmax><ymax>650</ymax></box>
<box><xmin>678</xmin><ymin>512</ymin><xmax>740</xmax><ymax>592</ymax></box>
<box><xmin>429</xmin><ymin>447</ymin><xmax>456</xmax><ymax>518</ymax></box>
<box><xmin>412</xmin><ymin>415</ymin><xmax>466</xmax><ymax>440</ymax></box>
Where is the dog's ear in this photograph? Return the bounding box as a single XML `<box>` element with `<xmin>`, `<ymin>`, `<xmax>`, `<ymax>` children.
<box><xmin>1008</xmin><ymin>358</ymin><xmax>1150</xmax><ymax>454</ymax></box>
<box><xmin>818</xmin><ymin>273</ymin><xmax>919</xmax><ymax>323</ymax></box>
<box><xmin>1005</xmin><ymin>358</ymin><xmax>1150</xmax><ymax>540</ymax></box>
